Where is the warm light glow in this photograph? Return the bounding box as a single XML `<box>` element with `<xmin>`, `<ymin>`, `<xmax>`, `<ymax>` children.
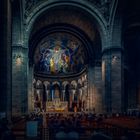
<box><xmin>16</xmin><ymin>57</ymin><xmax>22</xmax><ymax>65</ymax></box>
<box><xmin>102</xmin><ymin>60</ymin><xmax>105</xmax><ymax>81</ymax></box>
<box><xmin>36</xmin><ymin>90</ymin><xmax>40</xmax><ymax>94</ymax></box>
<box><xmin>112</xmin><ymin>55</ymin><xmax>120</xmax><ymax>64</ymax></box>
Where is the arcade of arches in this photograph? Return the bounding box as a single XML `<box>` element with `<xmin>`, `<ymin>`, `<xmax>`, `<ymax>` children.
<box><xmin>0</xmin><ymin>0</ymin><xmax>140</xmax><ymax>118</ymax></box>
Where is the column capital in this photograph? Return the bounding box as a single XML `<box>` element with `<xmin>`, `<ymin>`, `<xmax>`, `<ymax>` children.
<box><xmin>102</xmin><ymin>47</ymin><xmax>123</xmax><ymax>56</ymax></box>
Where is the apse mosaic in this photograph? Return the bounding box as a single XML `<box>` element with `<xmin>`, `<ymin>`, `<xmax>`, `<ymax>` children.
<box><xmin>34</xmin><ymin>32</ymin><xmax>86</xmax><ymax>75</ymax></box>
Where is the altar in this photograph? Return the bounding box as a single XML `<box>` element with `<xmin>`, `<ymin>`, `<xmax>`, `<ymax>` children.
<box><xmin>46</xmin><ymin>98</ymin><xmax>68</xmax><ymax>112</ymax></box>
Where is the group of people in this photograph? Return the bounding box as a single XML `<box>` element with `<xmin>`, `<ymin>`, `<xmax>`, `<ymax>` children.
<box><xmin>1</xmin><ymin>110</ymin><xmax>140</xmax><ymax>140</ymax></box>
<box><xmin>26</xmin><ymin>111</ymin><xmax>140</xmax><ymax>139</ymax></box>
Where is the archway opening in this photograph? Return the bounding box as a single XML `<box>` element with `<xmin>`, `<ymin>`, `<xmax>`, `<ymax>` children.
<box><xmin>28</xmin><ymin>5</ymin><xmax>102</xmax><ymax>113</ymax></box>
<box><xmin>31</xmin><ymin>28</ymin><xmax>89</xmax><ymax>112</ymax></box>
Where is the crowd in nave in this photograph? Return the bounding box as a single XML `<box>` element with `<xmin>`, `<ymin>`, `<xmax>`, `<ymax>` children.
<box><xmin>0</xmin><ymin>111</ymin><xmax>140</xmax><ymax>140</ymax></box>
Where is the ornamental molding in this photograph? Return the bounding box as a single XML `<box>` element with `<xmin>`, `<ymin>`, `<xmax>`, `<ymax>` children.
<box><xmin>23</xmin><ymin>0</ymin><xmax>116</xmax><ymax>23</ymax></box>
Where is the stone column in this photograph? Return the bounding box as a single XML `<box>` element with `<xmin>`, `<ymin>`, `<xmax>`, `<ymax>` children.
<box><xmin>79</xmin><ymin>89</ymin><xmax>82</xmax><ymax>101</ymax></box>
<box><xmin>73</xmin><ymin>90</ymin><xmax>76</xmax><ymax>102</ymax></box>
<box><xmin>36</xmin><ymin>89</ymin><xmax>41</xmax><ymax>102</ymax></box>
<box><xmin>41</xmin><ymin>89</ymin><xmax>44</xmax><ymax>109</ymax></box>
<box><xmin>0</xmin><ymin>0</ymin><xmax>12</xmax><ymax>120</ymax></box>
<box><xmin>111</xmin><ymin>50</ymin><xmax>122</xmax><ymax>113</ymax></box>
<box><xmin>11</xmin><ymin>0</ymin><xmax>28</xmax><ymax>116</ymax></box>
<box><xmin>81</xmin><ymin>87</ymin><xmax>84</xmax><ymax>104</ymax></box>
<box><xmin>102</xmin><ymin>48</ymin><xmax>122</xmax><ymax>113</ymax></box>
<box><xmin>87</xmin><ymin>66</ymin><xmax>94</xmax><ymax>111</ymax></box>
<box><xmin>51</xmin><ymin>84</ymin><xmax>54</xmax><ymax>101</ymax></box>
<box><xmin>46</xmin><ymin>90</ymin><xmax>49</xmax><ymax>102</ymax></box>
<box><xmin>45</xmin><ymin>90</ymin><xmax>49</xmax><ymax>111</ymax></box>
<box><xmin>28</xmin><ymin>65</ymin><xmax>34</xmax><ymax>113</ymax></box>
<box><xmin>12</xmin><ymin>47</ymin><xmax>28</xmax><ymax>116</ymax></box>
<box><xmin>36</xmin><ymin>89</ymin><xmax>43</xmax><ymax>109</ymax></box>
<box><xmin>93</xmin><ymin>64</ymin><xmax>103</xmax><ymax>113</ymax></box>
<box><xmin>69</xmin><ymin>90</ymin><xmax>75</xmax><ymax>109</ymax></box>
<box><xmin>77</xmin><ymin>89</ymin><xmax>82</xmax><ymax>109</ymax></box>
<box><xmin>102</xmin><ymin>51</ymin><xmax>112</xmax><ymax>113</ymax></box>
<box><xmin>62</xmin><ymin>90</ymin><xmax>65</xmax><ymax>101</ymax></box>
<box><xmin>82</xmin><ymin>86</ymin><xmax>87</xmax><ymax>110</ymax></box>
<box><xmin>69</xmin><ymin>91</ymin><xmax>72</xmax><ymax>109</ymax></box>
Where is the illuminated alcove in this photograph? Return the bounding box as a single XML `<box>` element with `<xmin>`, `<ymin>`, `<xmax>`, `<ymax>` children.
<box><xmin>30</xmin><ymin>27</ymin><xmax>90</xmax><ymax>112</ymax></box>
<box><xmin>27</xmin><ymin>5</ymin><xmax>102</xmax><ymax>113</ymax></box>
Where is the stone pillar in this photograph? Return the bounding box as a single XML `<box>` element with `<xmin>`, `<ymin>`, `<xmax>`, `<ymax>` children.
<box><xmin>12</xmin><ymin>46</ymin><xmax>28</xmax><ymax>116</ymax></box>
<box><xmin>69</xmin><ymin>90</ymin><xmax>75</xmax><ymax>109</ymax></box>
<box><xmin>81</xmin><ymin>87</ymin><xmax>84</xmax><ymax>103</ymax></box>
<box><xmin>69</xmin><ymin>91</ymin><xmax>72</xmax><ymax>109</ymax></box>
<box><xmin>87</xmin><ymin>66</ymin><xmax>94</xmax><ymax>111</ymax></box>
<box><xmin>102</xmin><ymin>51</ymin><xmax>112</xmax><ymax>113</ymax></box>
<box><xmin>82</xmin><ymin>91</ymin><xmax>86</xmax><ymax>111</ymax></box>
<box><xmin>62</xmin><ymin>90</ymin><xmax>65</xmax><ymax>101</ymax></box>
<box><xmin>111</xmin><ymin>50</ymin><xmax>122</xmax><ymax>113</ymax></box>
<box><xmin>40</xmin><ymin>89</ymin><xmax>44</xmax><ymax>109</ymax></box>
<box><xmin>77</xmin><ymin>93</ymin><xmax>79</xmax><ymax>109</ymax></box>
<box><xmin>46</xmin><ymin>90</ymin><xmax>49</xmax><ymax>102</ymax></box>
<box><xmin>0</xmin><ymin>0</ymin><xmax>12</xmax><ymax>120</ymax></box>
<box><xmin>82</xmin><ymin>86</ymin><xmax>87</xmax><ymax>111</ymax></box>
<box><xmin>93</xmin><ymin>66</ymin><xmax>102</xmax><ymax>113</ymax></box>
<box><xmin>28</xmin><ymin>66</ymin><xmax>34</xmax><ymax>113</ymax></box>
<box><xmin>36</xmin><ymin>89</ymin><xmax>41</xmax><ymax>102</ymax></box>
<box><xmin>50</xmin><ymin>84</ymin><xmax>54</xmax><ymax>101</ymax></box>
<box><xmin>48</xmin><ymin>90</ymin><xmax>51</xmax><ymax>101</ymax></box>
<box><xmin>36</xmin><ymin>89</ymin><xmax>41</xmax><ymax>109</ymax></box>
<box><xmin>77</xmin><ymin>89</ymin><xmax>81</xmax><ymax>110</ymax></box>
<box><xmin>79</xmin><ymin>89</ymin><xmax>82</xmax><ymax>101</ymax></box>
<box><xmin>73</xmin><ymin>90</ymin><xmax>76</xmax><ymax>102</ymax></box>
<box><xmin>108</xmin><ymin>12</ymin><xmax>122</xmax><ymax>113</ymax></box>
<box><xmin>102</xmin><ymin>48</ymin><xmax>122</xmax><ymax>113</ymax></box>
<box><xmin>11</xmin><ymin>0</ymin><xmax>28</xmax><ymax>116</ymax></box>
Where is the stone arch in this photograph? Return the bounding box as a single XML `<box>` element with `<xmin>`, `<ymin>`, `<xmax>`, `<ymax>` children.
<box><xmin>51</xmin><ymin>82</ymin><xmax>61</xmax><ymax>99</ymax></box>
<box><xmin>61</xmin><ymin>81</ymin><xmax>70</xmax><ymax>101</ymax></box>
<box><xmin>43</xmin><ymin>81</ymin><xmax>50</xmax><ymax>85</ymax></box>
<box><xmin>81</xmin><ymin>75</ymin><xmax>87</xmax><ymax>85</ymax></box>
<box><xmin>62</xmin><ymin>81</ymin><xmax>69</xmax><ymax>89</ymax></box>
<box><xmin>78</xmin><ymin>79</ymin><xmax>82</xmax><ymax>88</ymax></box>
<box><xmin>33</xmin><ymin>78</ymin><xmax>36</xmax><ymax>87</ymax></box>
<box><xmin>52</xmin><ymin>81</ymin><xmax>60</xmax><ymax>86</ymax></box>
<box><xmin>43</xmin><ymin>81</ymin><xmax>50</xmax><ymax>89</ymax></box>
<box><xmin>26</xmin><ymin>0</ymin><xmax>107</xmax><ymax>113</ymax></box>
<box><xmin>71</xmin><ymin>80</ymin><xmax>77</xmax><ymax>89</ymax></box>
<box><xmin>36</xmin><ymin>80</ymin><xmax>43</xmax><ymax>88</ymax></box>
<box><xmin>78</xmin><ymin>79</ymin><xmax>82</xmax><ymax>84</ymax></box>
<box><xmin>26</xmin><ymin>0</ymin><xmax>106</xmax><ymax>30</ymax></box>
<box><xmin>109</xmin><ymin>0</ymin><xmax>122</xmax><ymax>50</ymax></box>
<box><xmin>25</xmin><ymin>0</ymin><xmax>107</xmax><ymax>51</ymax></box>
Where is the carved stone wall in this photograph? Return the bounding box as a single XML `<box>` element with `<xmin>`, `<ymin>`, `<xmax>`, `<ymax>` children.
<box><xmin>11</xmin><ymin>0</ymin><xmax>136</xmax><ymax>116</ymax></box>
<box><xmin>12</xmin><ymin>46</ymin><xmax>28</xmax><ymax>116</ymax></box>
<box><xmin>24</xmin><ymin>0</ymin><xmax>113</xmax><ymax>22</ymax></box>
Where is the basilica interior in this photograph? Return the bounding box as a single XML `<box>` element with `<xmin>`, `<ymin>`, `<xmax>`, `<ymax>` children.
<box><xmin>0</xmin><ymin>0</ymin><xmax>140</xmax><ymax>140</ymax></box>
